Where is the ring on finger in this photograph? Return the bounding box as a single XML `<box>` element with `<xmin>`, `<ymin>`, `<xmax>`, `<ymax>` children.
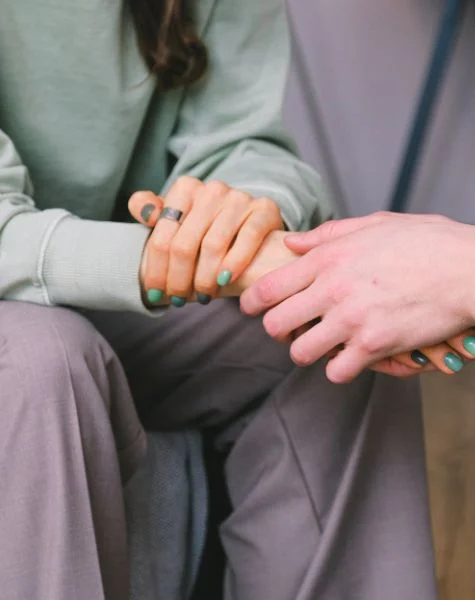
<box><xmin>158</xmin><ymin>207</ymin><xmax>184</xmax><ymax>224</ymax></box>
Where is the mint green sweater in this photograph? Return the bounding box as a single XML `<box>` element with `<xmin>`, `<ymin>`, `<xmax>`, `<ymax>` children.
<box><xmin>0</xmin><ymin>0</ymin><xmax>331</xmax><ymax>314</ymax></box>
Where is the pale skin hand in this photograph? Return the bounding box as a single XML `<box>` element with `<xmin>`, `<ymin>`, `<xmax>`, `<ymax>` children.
<box><xmin>129</xmin><ymin>194</ymin><xmax>471</xmax><ymax>380</ymax></box>
<box><xmin>240</xmin><ymin>211</ymin><xmax>475</xmax><ymax>383</ymax></box>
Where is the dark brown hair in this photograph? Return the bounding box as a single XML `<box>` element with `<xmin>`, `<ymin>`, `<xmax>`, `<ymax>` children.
<box><xmin>128</xmin><ymin>0</ymin><xmax>208</xmax><ymax>91</ymax></box>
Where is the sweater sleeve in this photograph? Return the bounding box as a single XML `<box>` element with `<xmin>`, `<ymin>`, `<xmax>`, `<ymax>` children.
<box><xmin>165</xmin><ymin>0</ymin><xmax>333</xmax><ymax>231</ymax></box>
<box><xmin>0</xmin><ymin>128</ymin><xmax>155</xmax><ymax>313</ymax></box>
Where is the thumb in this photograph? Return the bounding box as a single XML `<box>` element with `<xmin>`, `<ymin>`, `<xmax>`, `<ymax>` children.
<box><xmin>285</xmin><ymin>215</ymin><xmax>379</xmax><ymax>254</ymax></box>
<box><xmin>128</xmin><ymin>191</ymin><xmax>164</xmax><ymax>228</ymax></box>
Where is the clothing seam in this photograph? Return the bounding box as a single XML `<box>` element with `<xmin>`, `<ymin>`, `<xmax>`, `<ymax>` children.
<box><xmin>48</xmin><ymin>310</ymin><xmax>107</xmax><ymax>599</ymax></box>
<box><xmin>37</xmin><ymin>212</ymin><xmax>74</xmax><ymax>305</ymax></box>
<box><xmin>273</xmin><ymin>396</ymin><xmax>324</xmax><ymax>534</ymax></box>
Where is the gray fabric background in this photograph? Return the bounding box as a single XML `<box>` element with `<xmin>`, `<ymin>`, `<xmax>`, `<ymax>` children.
<box><xmin>283</xmin><ymin>0</ymin><xmax>475</xmax><ymax>221</ymax></box>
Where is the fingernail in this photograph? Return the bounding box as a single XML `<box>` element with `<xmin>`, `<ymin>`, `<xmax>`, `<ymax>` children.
<box><xmin>140</xmin><ymin>203</ymin><xmax>156</xmax><ymax>223</ymax></box>
<box><xmin>444</xmin><ymin>352</ymin><xmax>464</xmax><ymax>373</ymax></box>
<box><xmin>147</xmin><ymin>289</ymin><xmax>163</xmax><ymax>304</ymax></box>
<box><xmin>217</xmin><ymin>270</ymin><xmax>232</xmax><ymax>287</ymax></box>
<box><xmin>197</xmin><ymin>293</ymin><xmax>212</xmax><ymax>305</ymax></box>
<box><xmin>411</xmin><ymin>350</ymin><xmax>429</xmax><ymax>366</ymax></box>
<box><xmin>463</xmin><ymin>336</ymin><xmax>475</xmax><ymax>356</ymax></box>
<box><xmin>171</xmin><ymin>296</ymin><xmax>187</xmax><ymax>308</ymax></box>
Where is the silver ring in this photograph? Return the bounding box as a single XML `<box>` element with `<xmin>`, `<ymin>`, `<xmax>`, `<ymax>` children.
<box><xmin>159</xmin><ymin>207</ymin><xmax>184</xmax><ymax>224</ymax></box>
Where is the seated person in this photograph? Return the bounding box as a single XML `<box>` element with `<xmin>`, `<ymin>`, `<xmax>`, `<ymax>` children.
<box><xmin>0</xmin><ymin>0</ymin><xmax>444</xmax><ymax>598</ymax></box>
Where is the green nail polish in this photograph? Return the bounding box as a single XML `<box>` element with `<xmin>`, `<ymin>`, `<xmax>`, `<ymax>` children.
<box><xmin>411</xmin><ymin>350</ymin><xmax>429</xmax><ymax>366</ymax></box>
<box><xmin>463</xmin><ymin>336</ymin><xmax>475</xmax><ymax>356</ymax></box>
<box><xmin>197</xmin><ymin>293</ymin><xmax>212</xmax><ymax>305</ymax></box>
<box><xmin>171</xmin><ymin>296</ymin><xmax>187</xmax><ymax>308</ymax></box>
<box><xmin>444</xmin><ymin>352</ymin><xmax>464</xmax><ymax>373</ymax></box>
<box><xmin>140</xmin><ymin>203</ymin><xmax>156</xmax><ymax>223</ymax></box>
<box><xmin>217</xmin><ymin>270</ymin><xmax>232</xmax><ymax>287</ymax></box>
<box><xmin>147</xmin><ymin>289</ymin><xmax>163</xmax><ymax>304</ymax></box>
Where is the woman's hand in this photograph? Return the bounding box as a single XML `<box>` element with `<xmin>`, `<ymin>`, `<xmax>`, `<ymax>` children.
<box><xmin>129</xmin><ymin>177</ymin><xmax>283</xmax><ymax>306</ymax></box>
<box><xmin>374</xmin><ymin>330</ymin><xmax>475</xmax><ymax>377</ymax></box>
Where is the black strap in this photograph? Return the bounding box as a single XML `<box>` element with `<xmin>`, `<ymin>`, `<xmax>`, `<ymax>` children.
<box><xmin>389</xmin><ymin>0</ymin><xmax>466</xmax><ymax>213</ymax></box>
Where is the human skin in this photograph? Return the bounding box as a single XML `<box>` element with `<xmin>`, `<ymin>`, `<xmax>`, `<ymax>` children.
<box><xmin>129</xmin><ymin>179</ymin><xmax>283</xmax><ymax>308</ymax></box>
<box><xmin>130</xmin><ymin>195</ymin><xmax>472</xmax><ymax>379</ymax></box>
<box><xmin>240</xmin><ymin>211</ymin><xmax>475</xmax><ymax>382</ymax></box>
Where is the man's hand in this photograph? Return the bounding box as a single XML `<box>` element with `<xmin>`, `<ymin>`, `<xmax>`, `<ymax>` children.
<box><xmin>240</xmin><ymin>212</ymin><xmax>475</xmax><ymax>383</ymax></box>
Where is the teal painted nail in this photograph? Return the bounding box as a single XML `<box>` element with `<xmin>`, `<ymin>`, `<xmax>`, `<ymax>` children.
<box><xmin>197</xmin><ymin>293</ymin><xmax>212</xmax><ymax>305</ymax></box>
<box><xmin>147</xmin><ymin>289</ymin><xmax>163</xmax><ymax>304</ymax></box>
<box><xmin>140</xmin><ymin>203</ymin><xmax>156</xmax><ymax>223</ymax></box>
<box><xmin>171</xmin><ymin>296</ymin><xmax>187</xmax><ymax>308</ymax></box>
<box><xmin>217</xmin><ymin>270</ymin><xmax>232</xmax><ymax>287</ymax></box>
<box><xmin>463</xmin><ymin>336</ymin><xmax>475</xmax><ymax>356</ymax></box>
<box><xmin>411</xmin><ymin>350</ymin><xmax>429</xmax><ymax>367</ymax></box>
<box><xmin>444</xmin><ymin>352</ymin><xmax>464</xmax><ymax>373</ymax></box>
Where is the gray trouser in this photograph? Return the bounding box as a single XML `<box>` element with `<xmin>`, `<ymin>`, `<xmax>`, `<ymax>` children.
<box><xmin>0</xmin><ymin>299</ymin><xmax>438</xmax><ymax>600</ymax></box>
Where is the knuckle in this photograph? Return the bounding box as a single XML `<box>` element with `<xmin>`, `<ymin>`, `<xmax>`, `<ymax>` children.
<box><xmin>241</xmin><ymin>222</ymin><xmax>263</xmax><ymax>242</ymax></box>
<box><xmin>150</xmin><ymin>236</ymin><xmax>170</xmax><ymax>254</ymax></box>
<box><xmin>313</xmin><ymin>220</ymin><xmax>344</xmax><ymax>247</ymax></box>
<box><xmin>170</xmin><ymin>238</ymin><xmax>197</xmax><ymax>260</ymax></box>
<box><xmin>256</xmin><ymin>196</ymin><xmax>278</xmax><ymax>213</ymax></box>
<box><xmin>202</xmin><ymin>234</ymin><xmax>226</xmax><ymax>255</ymax></box>
<box><xmin>340</xmin><ymin>304</ymin><xmax>365</xmax><ymax>331</ymax></box>
<box><xmin>173</xmin><ymin>176</ymin><xmax>202</xmax><ymax>197</ymax></box>
<box><xmin>357</xmin><ymin>329</ymin><xmax>385</xmax><ymax>356</ymax></box>
<box><xmin>205</xmin><ymin>180</ymin><xmax>229</xmax><ymax>198</ymax></box>
<box><xmin>320</xmin><ymin>220</ymin><xmax>339</xmax><ymax>236</ymax></box>
<box><xmin>229</xmin><ymin>190</ymin><xmax>252</xmax><ymax>208</ymax></box>
<box><xmin>256</xmin><ymin>277</ymin><xmax>277</xmax><ymax>304</ymax></box>
<box><xmin>326</xmin><ymin>280</ymin><xmax>350</xmax><ymax>305</ymax></box>
<box><xmin>256</xmin><ymin>198</ymin><xmax>284</xmax><ymax>227</ymax></box>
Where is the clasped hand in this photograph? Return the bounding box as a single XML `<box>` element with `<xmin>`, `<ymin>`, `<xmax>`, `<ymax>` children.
<box><xmin>129</xmin><ymin>176</ymin><xmax>284</xmax><ymax>305</ymax></box>
<box><xmin>130</xmin><ymin>184</ymin><xmax>475</xmax><ymax>382</ymax></box>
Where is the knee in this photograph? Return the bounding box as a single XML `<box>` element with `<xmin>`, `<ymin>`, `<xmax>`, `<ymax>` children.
<box><xmin>0</xmin><ymin>302</ymin><xmax>110</xmax><ymax>393</ymax></box>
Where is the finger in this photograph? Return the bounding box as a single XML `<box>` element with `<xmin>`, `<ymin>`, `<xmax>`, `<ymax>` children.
<box><xmin>143</xmin><ymin>177</ymin><xmax>201</xmax><ymax>304</ymax></box>
<box><xmin>291</xmin><ymin>318</ymin><xmax>323</xmax><ymax>344</ymax></box>
<box><xmin>128</xmin><ymin>191</ymin><xmax>164</xmax><ymax>226</ymax></box>
<box><xmin>395</xmin><ymin>343</ymin><xmax>465</xmax><ymax>375</ymax></box>
<box><xmin>240</xmin><ymin>251</ymin><xmax>317</xmax><ymax>316</ymax></box>
<box><xmin>217</xmin><ymin>198</ymin><xmax>283</xmax><ymax>283</ymax></box>
<box><xmin>446</xmin><ymin>329</ymin><xmax>475</xmax><ymax>361</ymax></box>
<box><xmin>165</xmin><ymin>186</ymin><xmax>223</xmax><ymax>300</ymax></box>
<box><xmin>288</xmin><ymin>316</ymin><xmax>348</xmax><ymax>368</ymax></box>
<box><xmin>369</xmin><ymin>357</ymin><xmax>429</xmax><ymax>378</ymax></box>
<box><xmin>285</xmin><ymin>212</ymin><xmax>396</xmax><ymax>254</ymax></box>
<box><xmin>262</xmin><ymin>284</ymin><xmax>324</xmax><ymax>343</ymax></box>
<box><xmin>392</xmin><ymin>349</ymin><xmax>433</xmax><ymax>371</ymax></box>
<box><xmin>324</xmin><ymin>344</ymin><xmax>374</xmax><ymax>384</ymax></box>
<box><xmin>193</xmin><ymin>195</ymin><xmax>250</xmax><ymax>297</ymax></box>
